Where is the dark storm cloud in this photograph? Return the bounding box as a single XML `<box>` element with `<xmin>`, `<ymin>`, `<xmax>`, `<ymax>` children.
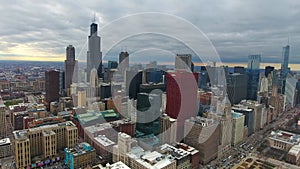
<box><xmin>0</xmin><ymin>0</ymin><xmax>299</xmax><ymax>63</ymax></box>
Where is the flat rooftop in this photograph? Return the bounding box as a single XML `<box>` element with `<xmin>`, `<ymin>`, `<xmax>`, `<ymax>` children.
<box><xmin>269</xmin><ymin>130</ymin><xmax>300</xmax><ymax>145</ymax></box>
<box><xmin>159</xmin><ymin>144</ymin><xmax>190</xmax><ymax>160</ymax></box>
<box><xmin>93</xmin><ymin>161</ymin><xmax>130</xmax><ymax>169</ymax></box>
<box><xmin>94</xmin><ymin>135</ymin><xmax>115</xmax><ymax>147</ymax></box>
<box><xmin>0</xmin><ymin>138</ymin><xmax>11</xmax><ymax>146</ymax></box>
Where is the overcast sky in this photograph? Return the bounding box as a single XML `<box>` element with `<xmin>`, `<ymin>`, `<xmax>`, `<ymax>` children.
<box><xmin>0</xmin><ymin>0</ymin><xmax>299</xmax><ymax>64</ymax></box>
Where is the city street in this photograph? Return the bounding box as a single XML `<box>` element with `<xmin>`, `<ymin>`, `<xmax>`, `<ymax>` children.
<box><xmin>204</xmin><ymin>106</ymin><xmax>300</xmax><ymax>169</ymax></box>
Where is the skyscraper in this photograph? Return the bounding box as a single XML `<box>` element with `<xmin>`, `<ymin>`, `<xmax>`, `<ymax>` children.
<box><xmin>119</xmin><ymin>51</ymin><xmax>129</xmax><ymax>75</ymax></box>
<box><xmin>65</xmin><ymin>45</ymin><xmax>77</xmax><ymax>96</ymax></box>
<box><xmin>125</xmin><ymin>70</ymin><xmax>142</xmax><ymax>99</ymax></box>
<box><xmin>280</xmin><ymin>45</ymin><xmax>290</xmax><ymax>94</ymax></box>
<box><xmin>166</xmin><ymin>70</ymin><xmax>198</xmax><ymax>141</ymax></box>
<box><xmin>247</xmin><ymin>54</ymin><xmax>261</xmax><ymax>70</ymax></box>
<box><xmin>184</xmin><ymin>117</ymin><xmax>220</xmax><ymax>165</ymax></box>
<box><xmin>0</xmin><ymin>95</ymin><xmax>7</xmax><ymax>137</ymax></box>
<box><xmin>87</xmin><ymin>21</ymin><xmax>102</xmax><ymax>81</ymax></box>
<box><xmin>175</xmin><ymin>54</ymin><xmax>192</xmax><ymax>70</ymax></box>
<box><xmin>45</xmin><ymin>70</ymin><xmax>60</xmax><ymax>105</ymax></box>
<box><xmin>226</xmin><ymin>73</ymin><xmax>248</xmax><ymax>104</ymax></box>
<box><xmin>281</xmin><ymin>45</ymin><xmax>290</xmax><ymax>78</ymax></box>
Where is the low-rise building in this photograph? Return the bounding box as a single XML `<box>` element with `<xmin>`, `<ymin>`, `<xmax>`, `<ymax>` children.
<box><xmin>268</xmin><ymin>130</ymin><xmax>300</xmax><ymax>151</ymax></box>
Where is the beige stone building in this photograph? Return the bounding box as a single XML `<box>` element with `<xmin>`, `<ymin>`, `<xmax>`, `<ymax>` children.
<box><xmin>13</xmin><ymin>121</ymin><xmax>78</xmax><ymax>169</ymax></box>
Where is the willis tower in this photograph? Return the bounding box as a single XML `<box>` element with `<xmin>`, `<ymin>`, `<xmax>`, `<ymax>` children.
<box><xmin>87</xmin><ymin>19</ymin><xmax>102</xmax><ymax>81</ymax></box>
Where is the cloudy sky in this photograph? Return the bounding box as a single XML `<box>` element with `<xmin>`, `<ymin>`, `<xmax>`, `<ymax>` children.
<box><xmin>0</xmin><ymin>0</ymin><xmax>299</xmax><ymax>65</ymax></box>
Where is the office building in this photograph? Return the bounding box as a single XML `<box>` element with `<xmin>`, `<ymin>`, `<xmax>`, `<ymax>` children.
<box><xmin>296</xmin><ymin>80</ymin><xmax>300</xmax><ymax>106</ymax></box>
<box><xmin>226</xmin><ymin>73</ymin><xmax>248</xmax><ymax>104</ymax></box>
<box><xmin>65</xmin><ymin>45</ymin><xmax>78</xmax><ymax>96</ymax></box>
<box><xmin>233</xmin><ymin>66</ymin><xmax>246</xmax><ymax>74</ymax></box>
<box><xmin>125</xmin><ymin>70</ymin><xmax>142</xmax><ymax>99</ymax></box>
<box><xmin>175</xmin><ymin>54</ymin><xmax>192</xmax><ymax>70</ymax></box>
<box><xmin>166</xmin><ymin>70</ymin><xmax>198</xmax><ymax>141</ymax></box>
<box><xmin>247</xmin><ymin>54</ymin><xmax>261</xmax><ymax>70</ymax></box>
<box><xmin>13</xmin><ymin>111</ymin><xmax>29</xmax><ymax>130</ymax></box>
<box><xmin>218</xmin><ymin>98</ymin><xmax>233</xmax><ymax>158</ymax></box>
<box><xmin>232</xmin><ymin>112</ymin><xmax>245</xmax><ymax>146</ymax></box>
<box><xmin>232</xmin><ymin>105</ymin><xmax>254</xmax><ymax>136</ymax></box>
<box><xmin>77</xmin><ymin>90</ymin><xmax>87</xmax><ymax>108</ymax></box>
<box><xmin>64</xmin><ymin>142</ymin><xmax>96</xmax><ymax>169</ymax></box>
<box><xmin>139</xmin><ymin>83</ymin><xmax>166</xmax><ymax>94</ymax></box>
<box><xmin>14</xmin><ymin>130</ymin><xmax>31</xmax><ymax>168</ymax></box>
<box><xmin>136</xmin><ymin>93</ymin><xmax>161</xmax><ymax>137</ymax></box>
<box><xmin>198</xmin><ymin>68</ymin><xmax>209</xmax><ymax>90</ymax></box>
<box><xmin>285</xmin><ymin>77</ymin><xmax>299</xmax><ymax>107</ymax></box>
<box><xmin>244</xmin><ymin>100</ymin><xmax>263</xmax><ymax>132</ymax></box>
<box><xmin>160</xmin><ymin>114</ymin><xmax>177</xmax><ymax>144</ymax></box>
<box><xmin>126</xmin><ymin>148</ymin><xmax>177</xmax><ymax>169</ymax></box>
<box><xmin>265</xmin><ymin>66</ymin><xmax>274</xmax><ymax>77</ymax></box>
<box><xmin>108</xmin><ymin>60</ymin><xmax>118</xmax><ymax>69</ymax></box>
<box><xmin>113</xmin><ymin>132</ymin><xmax>137</xmax><ymax>163</ymax></box>
<box><xmin>13</xmin><ymin>121</ymin><xmax>78</xmax><ymax>169</ymax></box>
<box><xmin>0</xmin><ymin>95</ymin><xmax>6</xmax><ymax>137</ymax></box>
<box><xmin>246</xmin><ymin>69</ymin><xmax>260</xmax><ymax>100</ymax></box>
<box><xmin>184</xmin><ymin>117</ymin><xmax>220</xmax><ymax>164</ymax></box>
<box><xmin>45</xmin><ymin>70</ymin><xmax>60</xmax><ymax>104</ymax></box>
<box><xmin>87</xmin><ymin>21</ymin><xmax>102</xmax><ymax>80</ymax></box>
<box><xmin>143</xmin><ymin>69</ymin><xmax>164</xmax><ymax>84</ymax></box>
<box><xmin>0</xmin><ymin>138</ymin><xmax>12</xmax><ymax>158</ymax></box>
<box><xmin>158</xmin><ymin>144</ymin><xmax>192</xmax><ymax>169</ymax></box>
<box><xmin>281</xmin><ymin>45</ymin><xmax>290</xmax><ymax>78</ymax></box>
<box><xmin>119</xmin><ymin>51</ymin><xmax>129</xmax><ymax>75</ymax></box>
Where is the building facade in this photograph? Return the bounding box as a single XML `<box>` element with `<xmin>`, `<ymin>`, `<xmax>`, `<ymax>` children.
<box><xmin>65</xmin><ymin>142</ymin><xmax>96</xmax><ymax>169</ymax></box>
<box><xmin>65</xmin><ymin>45</ymin><xmax>78</xmax><ymax>96</ymax></box>
<box><xmin>87</xmin><ymin>22</ymin><xmax>102</xmax><ymax>80</ymax></box>
<box><xmin>184</xmin><ymin>117</ymin><xmax>220</xmax><ymax>164</ymax></box>
<box><xmin>45</xmin><ymin>70</ymin><xmax>60</xmax><ymax>104</ymax></box>
<box><xmin>13</xmin><ymin>121</ymin><xmax>78</xmax><ymax>169</ymax></box>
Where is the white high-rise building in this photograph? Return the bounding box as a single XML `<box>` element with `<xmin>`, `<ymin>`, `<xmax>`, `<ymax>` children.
<box><xmin>87</xmin><ymin>21</ymin><xmax>102</xmax><ymax>81</ymax></box>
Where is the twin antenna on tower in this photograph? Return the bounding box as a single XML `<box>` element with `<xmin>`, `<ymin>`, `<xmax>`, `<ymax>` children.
<box><xmin>92</xmin><ymin>13</ymin><xmax>96</xmax><ymax>23</ymax></box>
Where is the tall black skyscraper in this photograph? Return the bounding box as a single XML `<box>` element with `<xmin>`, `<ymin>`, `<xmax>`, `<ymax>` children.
<box><xmin>87</xmin><ymin>21</ymin><xmax>102</xmax><ymax>81</ymax></box>
<box><xmin>65</xmin><ymin>45</ymin><xmax>77</xmax><ymax>96</ymax></box>
<box><xmin>45</xmin><ymin>70</ymin><xmax>60</xmax><ymax>105</ymax></box>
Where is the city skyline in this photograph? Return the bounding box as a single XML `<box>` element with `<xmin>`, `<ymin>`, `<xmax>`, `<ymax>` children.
<box><xmin>0</xmin><ymin>0</ymin><xmax>299</xmax><ymax>64</ymax></box>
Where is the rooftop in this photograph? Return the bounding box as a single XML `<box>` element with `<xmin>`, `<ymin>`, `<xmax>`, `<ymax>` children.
<box><xmin>159</xmin><ymin>144</ymin><xmax>190</xmax><ymax>160</ymax></box>
<box><xmin>269</xmin><ymin>130</ymin><xmax>300</xmax><ymax>145</ymax></box>
<box><xmin>232</xmin><ymin>111</ymin><xmax>245</xmax><ymax>119</ymax></box>
<box><xmin>65</xmin><ymin>142</ymin><xmax>95</xmax><ymax>157</ymax></box>
<box><xmin>288</xmin><ymin>144</ymin><xmax>300</xmax><ymax>156</ymax></box>
<box><xmin>76</xmin><ymin>109</ymin><xmax>119</xmax><ymax>125</ymax></box>
<box><xmin>0</xmin><ymin>138</ymin><xmax>11</xmax><ymax>146</ymax></box>
<box><xmin>94</xmin><ymin>135</ymin><xmax>115</xmax><ymax>147</ymax></box>
<box><xmin>93</xmin><ymin>161</ymin><xmax>130</xmax><ymax>169</ymax></box>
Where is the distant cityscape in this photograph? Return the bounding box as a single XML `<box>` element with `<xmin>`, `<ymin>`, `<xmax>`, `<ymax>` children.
<box><xmin>1</xmin><ymin>5</ymin><xmax>300</xmax><ymax>169</ymax></box>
